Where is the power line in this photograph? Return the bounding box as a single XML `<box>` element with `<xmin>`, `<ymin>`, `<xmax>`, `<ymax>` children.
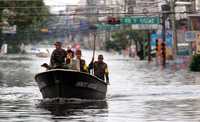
<box><xmin>0</xmin><ymin>0</ymin><xmax>41</xmax><ymax>2</ymax></box>
<box><xmin>0</xmin><ymin>5</ymin><xmax>124</xmax><ymax>9</ymax></box>
<box><xmin>9</xmin><ymin>10</ymin><xmax>199</xmax><ymax>17</ymax></box>
<box><xmin>0</xmin><ymin>0</ymin><xmax>163</xmax><ymax>9</ymax></box>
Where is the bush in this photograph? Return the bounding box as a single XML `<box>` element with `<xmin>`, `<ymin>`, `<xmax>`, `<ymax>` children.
<box><xmin>7</xmin><ymin>45</ymin><xmax>21</xmax><ymax>54</ymax></box>
<box><xmin>105</xmin><ymin>40</ymin><xmax>121</xmax><ymax>52</ymax></box>
<box><xmin>189</xmin><ymin>54</ymin><xmax>200</xmax><ymax>71</ymax></box>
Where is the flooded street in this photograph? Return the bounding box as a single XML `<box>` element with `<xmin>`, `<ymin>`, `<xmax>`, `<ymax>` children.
<box><xmin>0</xmin><ymin>50</ymin><xmax>200</xmax><ymax>122</ymax></box>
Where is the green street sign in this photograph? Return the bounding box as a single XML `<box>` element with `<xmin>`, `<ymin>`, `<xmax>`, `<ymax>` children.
<box><xmin>95</xmin><ymin>24</ymin><xmax>120</xmax><ymax>30</ymax></box>
<box><xmin>121</xmin><ymin>16</ymin><xmax>160</xmax><ymax>25</ymax></box>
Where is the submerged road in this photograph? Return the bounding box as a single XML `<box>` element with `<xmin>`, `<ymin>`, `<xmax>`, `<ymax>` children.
<box><xmin>0</xmin><ymin>50</ymin><xmax>200</xmax><ymax>122</ymax></box>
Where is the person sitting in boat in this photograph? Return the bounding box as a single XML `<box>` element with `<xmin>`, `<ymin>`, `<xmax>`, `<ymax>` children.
<box><xmin>74</xmin><ymin>49</ymin><xmax>88</xmax><ymax>73</ymax></box>
<box><xmin>50</xmin><ymin>41</ymin><xmax>66</xmax><ymax>69</ymax></box>
<box><xmin>64</xmin><ymin>49</ymin><xmax>76</xmax><ymax>70</ymax></box>
<box><xmin>88</xmin><ymin>54</ymin><xmax>109</xmax><ymax>84</ymax></box>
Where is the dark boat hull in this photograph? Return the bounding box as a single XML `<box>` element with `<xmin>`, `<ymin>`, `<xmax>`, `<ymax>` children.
<box><xmin>35</xmin><ymin>69</ymin><xmax>107</xmax><ymax>100</ymax></box>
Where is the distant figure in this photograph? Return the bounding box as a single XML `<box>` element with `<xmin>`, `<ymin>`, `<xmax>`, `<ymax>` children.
<box><xmin>75</xmin><ymin>50</ymin><xmax>88</xmax><ymax>73</ymax></box>
<box><xmin>88</xmin><ymin>54</ymin><xmax>109</xmax><ymax>84</ymax></box>
<box><xmin>50</xmin><ymin>41</ymin><xmax>66</xmax><ymax>68</ymax></box>
<box><xmin>0</xmin><ymin>43</ymin><xmax>7</xmax><ymax>55</ymax></box>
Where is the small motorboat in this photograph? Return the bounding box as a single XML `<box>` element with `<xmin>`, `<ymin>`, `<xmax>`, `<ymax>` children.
<box><xmin>36</xmin><ymin>52</ymin><xmax>49</xmax><ymax>58</ymax></box>
<box><xmin>35</xmin><ymin>49</ymin><xmax>50</xmax><ymax>58</ymax></box>
<box><xmin>35</xmin><ymin>69</ymin><xmax>107</xmax><ymax>100</ymax></box>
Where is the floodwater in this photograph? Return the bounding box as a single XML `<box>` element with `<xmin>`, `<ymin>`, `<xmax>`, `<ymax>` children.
<box><xmin>0</xmin><ymin>50</ymin><xmax>200</xmax><ymax>122</ymax></box>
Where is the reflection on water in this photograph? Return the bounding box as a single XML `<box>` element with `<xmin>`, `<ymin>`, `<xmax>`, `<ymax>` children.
<box><xmin>0</xmin><ymin>55</ymin><xmax>35</xmax><ymax>87</ymax></box>
<box><xmin>145</xmin><ymin>99</ymin><xmax>200</xmax><ymax>122</ymax></box>
<box><xmin>0</xmin><ymin>52</ymin><xmax>200</xmax><ymax>121</ymax></box>
<box><xmin>38</xmin><ymin>99</ymin><xmax>108</xmax><ymax>117</ymax></box>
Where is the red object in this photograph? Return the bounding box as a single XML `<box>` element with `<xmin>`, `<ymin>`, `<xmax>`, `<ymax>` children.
<box><xmin>75</xmin><ymin>44</ymin><xmax>80</xmax><ymax>49</ymax></box>
<box><xmin>107</xmin><ymin>17</ymin><xmax>120</xmax><ymax>24</ymax></box>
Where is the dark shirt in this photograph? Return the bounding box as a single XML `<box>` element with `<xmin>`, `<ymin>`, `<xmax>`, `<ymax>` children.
<box><xmin>89</xmin><ymin>61</ymin><xmax>109</xmax><ymax>82</ymax></box>
<box><xmin>50</xmin><ymin>48</ymin><xmax>66</xmax><ymax>68</ymax></box>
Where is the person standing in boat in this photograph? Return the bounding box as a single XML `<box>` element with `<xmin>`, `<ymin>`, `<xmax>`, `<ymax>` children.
<box><xmin>88</xmin><ymin>54</ymin><xmax>109</xmax><ymax>84</ymax></box>
<box><xmin>50</xmin><ymin>41</ymin><xmax>66</xmax><ymax>69</ymax></box>
<box><xmin>75</xmin><ymin>49</ymin><xmax>88</xmax><ymax>73</ymax></box>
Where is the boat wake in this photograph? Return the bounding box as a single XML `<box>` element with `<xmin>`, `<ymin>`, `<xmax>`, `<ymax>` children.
<box><xmin>40</xmin><ymin>97</ymin><xmax>107</xmax><ymax>104</ymax></box>
<box><xmin>37</xmin><ymin>98</ymin><xmax>108</xmax><ymax>116</ymax></box>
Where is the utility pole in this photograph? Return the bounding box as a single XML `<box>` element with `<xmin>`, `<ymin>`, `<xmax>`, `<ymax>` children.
<box><xmin>147</xmin><ymin>31</ymin><xmax>152</xmax><ymax>63</ymax></box>
<box><xmin>161</xmin><ymin>4</ymin><xmax>170</xmax><ymax>67</ymax></box>
<box><xmin>187</xmin><ymin>0</ymin><xmax>196</xmax><ymax>56</ymax></box>
<box><xmin>170</xmin><ymin>0</ymin><xmax>177</xmax><ymax>60</ymax></box>
<box><xmin>86</xmin><ymin>0</ymin><xmax>98</xmax><ymax>49</ymax></box>
<box><xmin>126</xmin><ymin>0</ymin><xmax>136</xmax><ymax>57</ymax></box>
<box><xmin>162</xmin><ymin>14</ymin><xmax>166</xmax><ymax>67</ymax></box>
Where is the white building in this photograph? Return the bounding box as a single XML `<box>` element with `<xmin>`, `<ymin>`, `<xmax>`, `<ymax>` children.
<box><xmin>197</xmin><ymin>0</ymin><xmax>200</xmax><ymax>10</ymax></box>
<box><xmin>134</xmin><ymin>0</ymin><xmax>160</xmax><ymax>15</ymax></box>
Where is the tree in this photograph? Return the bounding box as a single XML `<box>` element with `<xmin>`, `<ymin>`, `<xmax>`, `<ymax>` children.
<box><xmin>190</xmin><ymin>54</ymin><xmax>200</xmax><ymax>72</ymax></box>
<box><xmin>105</xmin><ymin>30</ymin><xmax>129</xmax><ymax>52</ymax></box>
<box><xmin>0</xmin><ymin>0</ymin><xmax>50</xmax><ymax>53</ymax></box>
<box><xmin>105</xmin><ymin>29</ymin><xmax>147</xmax><ymax>59</ymax></box>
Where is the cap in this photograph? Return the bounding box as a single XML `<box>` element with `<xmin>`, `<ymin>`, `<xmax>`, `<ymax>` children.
<box><xmin>54</xmin><ymin>41</ymin><xmax>62</xmax><ymax>46</ymax></box>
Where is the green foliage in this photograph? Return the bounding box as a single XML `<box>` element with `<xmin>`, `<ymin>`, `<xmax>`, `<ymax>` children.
<box><xmin>0</xmin><ymin>0</ymin><xmax>50</xmax><ymax>53</ymax></box>
<box><xmin>7</xmin><ymin>44</ymin><xmax>21</xmax><ymax>54</ymax></box>
<box><xmin>105</xmin><ymin>29</ymin><xmax>147</xmax><ymax>53</ymax></box>
<box><xmin>105</xmin><ymin>31</ymin><xmax>128</xmax><ymax>52</ymax></box>
<box><xmin>126</xmin><ymin>29</ymin><xmax>147</xmax><ymax>42</ymax></box>
<box><xmin>189</xmin><ymin>54</ymin><xmax>200</xmax><ymax>72</ymax></box>
<box><xmin>112</xmin><ymin>31</ymin><xmax>129</xmax><ymax>50</ymax></box>
<box><xmin>0</xmin><ymin>0</ymin><xmax>49</xmax><ymax>28</ymax></box>
<box><xmin>105</xmin><ymin>40</ymin><xmax>121</xmax><ymax>51</ymax></box>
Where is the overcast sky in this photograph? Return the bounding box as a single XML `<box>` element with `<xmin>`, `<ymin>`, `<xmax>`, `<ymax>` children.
<box><xmin>44</xmin><ymin>0</ymin><xmax>80</xmax><ymax>5</ymax></box>
<box><xmin>44</xmin><ymin>0</ymin><xmax>81</xmax><ymax>12</ymax></box>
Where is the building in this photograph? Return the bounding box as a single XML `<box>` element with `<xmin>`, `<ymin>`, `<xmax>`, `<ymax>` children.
<box><xmin>123</xmin><ymin>0</ymin><xmax>160</xmax><ymax>16</ymax></box>
<box><xmin>135</xmin><ymin>0</ymin><xmax>160</xmax><ymax>15</ymax></box>
<box><xmin>197</xmin><ymin>0</ymin><xmax>200</xmax><ymax>10</ymax></box>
